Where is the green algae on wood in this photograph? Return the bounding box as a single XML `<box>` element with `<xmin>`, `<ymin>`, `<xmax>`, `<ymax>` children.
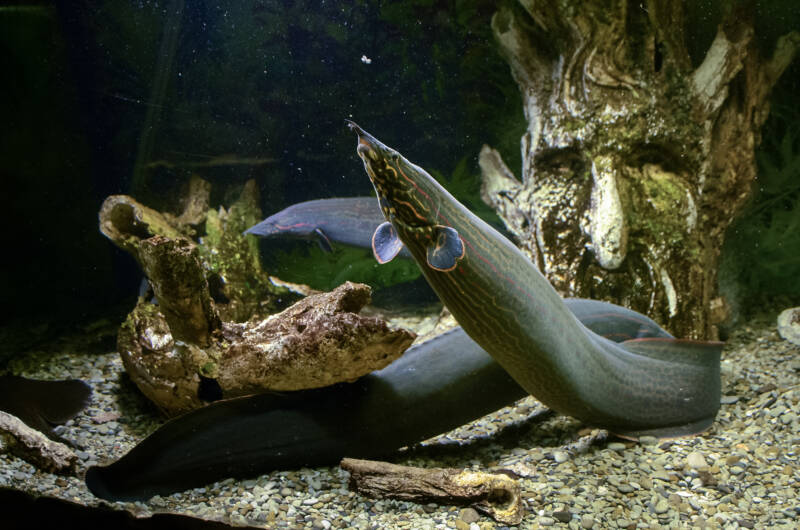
<box><xmin>480</xmin><ymin>1</ymin><xmax>799</xmax><ymax>339</ymax></box>
<box><xmin>197</xmin><ymin>180</ymin><xmax>282</xmax><ymax>322</ymax></box>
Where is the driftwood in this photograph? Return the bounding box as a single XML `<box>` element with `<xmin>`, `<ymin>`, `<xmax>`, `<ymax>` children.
<box><xmin>0</xmin><ymin>411</ymin><xmax>77</xmax><ymax>474</ymax></box>
<box><xmin>138</xmin><ymin>236</ymin><xmax>221</xmax><ymax>347</ymax></box>
<box><xmin>777</xmin><ymin>307</ymin><xmax>800</xmax><ymax>346</ymax></box>
<box><xmin>119</xmin><ymin>267</ymin><xmax>415</xmax><ymax>415</ymax></box>
<box><xmin>481</xmin><ymin>1</ymin><xmax>799</xmax><ymax>339</ymax></box>
<box><xmin>340</xmin><ymin>458</ymin><xmax>522</xmax><ymax>525</ymax></box>
<box><xmin>99</xmin><ymin>177</ymin><xmax>288</xmax><ymax>322</ymax></box>
<box><xmin>100</xmin><ymin>180</ymin><xmax>416</xmax><ymax>416</ymax></box>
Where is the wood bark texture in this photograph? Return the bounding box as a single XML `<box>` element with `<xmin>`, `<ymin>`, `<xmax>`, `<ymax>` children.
<box><xmin>341</xmin><ymin>458</ymin><xmax>522</xmax><ymax>525</ymax></box>
<box><xmin>481</xmin><ymin>0</ymin><xmax>799</xmax><ymax>339</ymax></box>
<box><xmin>100</xmin><ymin>183</ymin><xmax>416</xmax><ymax>416</ymax></box>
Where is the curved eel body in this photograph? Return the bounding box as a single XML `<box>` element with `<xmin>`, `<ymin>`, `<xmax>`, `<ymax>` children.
<box><xmin>349</xmin><ymin>121</ymin><xmax>721</xmax><ymax>438</ymax></box>
<box><xmin>0</xmin><ymin>375</ymin><xmax>92</xmax><ymax>444</ymax></box>
<box><xmin>245</xmin><ymin>196</ymin><xmax>412</xmax><ymax>258</ymax></box>
<box><xmin>86</xmin><ymin>298</ymin><xmax>671</xmax><ymax>501</ymax></box>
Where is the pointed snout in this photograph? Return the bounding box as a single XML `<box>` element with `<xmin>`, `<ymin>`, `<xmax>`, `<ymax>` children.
<box><xmin>346</xmin><ymin>119</ymin><xmax>383</xmax><ymax>161</ymax></box>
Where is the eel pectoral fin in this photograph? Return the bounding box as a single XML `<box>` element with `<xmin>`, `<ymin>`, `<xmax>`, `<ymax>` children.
<box><xmin>426</xmin><ymin>226</ymin><xmax>464</xmax><ymax>272</ymax></box>
<box><xmin>372</xmin><ymin>222</ymin><xmax>404</xmax><ymax>263</ymax></box>
<box><xmin>314</xmin><ymin>228</ymin><xmax>334</xmax><ymax>253</ymax></box>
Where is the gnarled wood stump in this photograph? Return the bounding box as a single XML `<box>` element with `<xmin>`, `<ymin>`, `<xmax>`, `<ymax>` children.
<box><xmin>480</xmin><ymin>1</ymin><xmax>799</xmax><ymax>339</ymax></box>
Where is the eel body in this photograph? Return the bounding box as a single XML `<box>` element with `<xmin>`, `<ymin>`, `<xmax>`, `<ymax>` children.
<box><xmin>86</xmin><ymin>298</ymin><xmax>668</xmax><ymax>501</ymax></box>
<box><xmin>245</xmin><ymin>196</ymin><xmax>411</xmax><ymax>258</ymax></box>
<box><xmin>0</xmin><ymin>375</ymin><xmax>92</xmax><ymax>444</ymax></box>
<box><xmin>85</xmin><ymin>125</ymin><xmax>721</xmax><ymax>501</ymax></box>
<box><xmin>349</xmin><ymin>120</ymin><xmax>721</xmax><ymax>439</ymax></box>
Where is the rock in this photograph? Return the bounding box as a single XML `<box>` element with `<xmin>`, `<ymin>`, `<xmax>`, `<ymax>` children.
<box><xmin>654</xmin><ymin>498</ymin><xmax>669</xmax><ymax>514</ymax></box>
<box><xmin>459</xmin><ymin>507</ymin><xmax>480</xmax><ymax>523</ymax></box>
<box><xmin>553</xmin><ymin>510</ymin><xmax>572</xmax><ymax>522</ymax></box>
<box><xmin>580</xmin><ymin>514</ymin><xmax>595</xmax><ymax>528</ymax></box>
<box><xmin>777</xmin><ymin>307</ymin><xmax>800</xmax><ymax>346</ymax></box>
<box><xmin>553</xmin><ymin>450</ymin><xmax>569</xmax><ymax>463</ymax></box>
<box><xmin>686</xmin><ymin>451</ymin><xmax>708</xmax><ymax>470</ymax></box>
<box><xmin>0</xmin><ymin>411</ymin><xmax>77</xmax><ymax>474</ymax></box>
<box><xmin>119</xmin><ymin>281</ymin><xmax>415</xmax><ymax>416</ymax></box>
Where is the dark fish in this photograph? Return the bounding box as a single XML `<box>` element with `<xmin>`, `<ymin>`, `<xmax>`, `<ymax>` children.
<box><xmin>85</xmin><ymin>298</ymin><xmax>675</xmax><ymax>501</ymax></box>
<box><xmin>245</xmin><ymin>197</ymin><xmax>412</xmax><ymax>257</ymax></box>
<box><xmin>0</xmin><ymin>375</ymin><xmax>92</xmax><ymax>443</ymax></box>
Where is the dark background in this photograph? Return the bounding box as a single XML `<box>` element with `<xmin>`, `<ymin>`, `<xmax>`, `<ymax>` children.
<box><xmin>0</xmin><ymin>0</ymin><xmax>798</xmax><ymax>347</ymax></box>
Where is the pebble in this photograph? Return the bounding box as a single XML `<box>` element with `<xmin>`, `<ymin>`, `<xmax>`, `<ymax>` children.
<box><xmin>552</xmin><ymin>510</ymin><xmax>571</xmax><ymax>522</ymax></box>
<box><xmin>1</xmin><ymin>309</ymin><xmax>798</xmax><ymax>529</ymax></box>
<box><xmin>686</xmin><ymin>451</ymin><xmax>707</xmax><ymax>470</ymax></box>
<box><xmin>458</xmin><ymin>507</ymin><xmax>479</xmax><ymax>523</ymax></box>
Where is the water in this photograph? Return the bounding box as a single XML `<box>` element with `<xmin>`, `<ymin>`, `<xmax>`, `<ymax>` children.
<box><xmin>1</xmin><ymin>1</ymin><xmax>799</xmax><ymax>523</ymax></box>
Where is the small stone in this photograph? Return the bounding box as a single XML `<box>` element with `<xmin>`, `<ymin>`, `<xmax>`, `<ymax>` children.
<box><xmin>454</xmin><ymin>521</ymin><xmax>469</xmax><ymax>530</ymax></box>
<box><xmin>539</xmin><ymin>516</ymin><xmax>556</xmax><ymax>526</ymax></box>
<box><xmin>553</xmin><ymin>510</ymin><xmax>572</xmax><ymax>523</ymax></box>
<box><xmin>607</xmin><ymin>442</ymin><xmax>627</xmax><ymax>451</ymax></box>
<box><xmin>459</xmin><ymin>507</ymin><xmax>480</xmax><ymax>524</ymax></box>
<box><xmin>580</xmin><ymin>514</ymin><xmax>594</xmax><ymax>528</ymax></box>
<box><xmin>686</xmin><ymin>451</ymin><xmax>707</xmax><ymax>470</ymax></box>
<box><xmin>720</xmin><ymin>395</ymin><xmax>739</xmax><ymax>404</ymax></box>
<box><xmin>652</xmin><ymin>469</ymin><xmax>671</xmax><ymax>482</ymax></box>
<box><xmin>654</xmin><ymin>499</ymin><xmax>669</xmax><ymax>514</ymax></box>
<box><xmin>553</xmin><ymin>450</ymin><xmax>569</xmax><ymax>463</ymax></box>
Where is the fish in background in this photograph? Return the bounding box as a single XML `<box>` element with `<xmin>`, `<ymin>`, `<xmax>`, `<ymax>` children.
<box><xmin>244</xmin><ymin>197</ymin><xmax>413</xmax><ymax>257</ymax></box>
<box><xmin>0</xmin><ymin>375</ymin><xmax>92</xmax><ymax>444</ymax></box>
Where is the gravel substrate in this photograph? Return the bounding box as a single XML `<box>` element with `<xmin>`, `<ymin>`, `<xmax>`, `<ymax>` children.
<box><xmin>1</xmin><ymin>309</ymin><xmax>798</xmax><ymax>529</ymax></box>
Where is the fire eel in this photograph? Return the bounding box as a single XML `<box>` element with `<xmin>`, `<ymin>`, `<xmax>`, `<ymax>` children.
<box><xmin>84</xmin><ymin>123</ymin><xmax>720</xmax><ymax>501</ymax></box>
<box><xmin>348</xmin><ymin>120</ymin><xmax>720</xmax><ymax>439</ymax></box>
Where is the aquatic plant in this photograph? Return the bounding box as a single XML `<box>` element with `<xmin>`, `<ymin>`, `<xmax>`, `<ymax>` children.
<box><xmin>267</xmin><ymin>244</ymin><xmax>420</xmax><ymax>293</ymax></box>
<box><xmin>722</xmin><ymin>98</ymin><xmax>800</xmax><ymax>301</ymax></box>
<box><xmin>429</xmin><ymin>155</ymin><xmax>502</xmax><ymax>225</ymax></box>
